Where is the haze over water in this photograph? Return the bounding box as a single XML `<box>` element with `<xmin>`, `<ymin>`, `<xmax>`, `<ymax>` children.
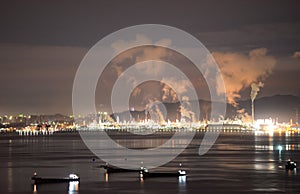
<box><xmin>1</xmin><ymin>132</ymin><xmax>300</xmax><ymax>194</ymax></box>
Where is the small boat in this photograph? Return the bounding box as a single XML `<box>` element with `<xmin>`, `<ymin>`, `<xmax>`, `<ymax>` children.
<box><xmin>99</xmin><ymin>163</ymin><xmax>140</xmax><ymax>173</ymax></box>
<box><xmin>286</xmin><ymin>160</ymin><xmax>297</xmax><ymax>170</ymax></box>
<box><xmin>32</xmin><ymin>173</ymin><xmax>80</xmax><ymax>184</ymax></box>
<box><xmin>139</xmin><ymin>167</ymin><xmax>186</xmax><ymax>178</ymax></box>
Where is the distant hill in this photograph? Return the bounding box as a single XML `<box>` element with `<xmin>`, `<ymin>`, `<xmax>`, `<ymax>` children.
<box><xmin>238</xmin><ymin>95</ymin><xmax>300</xmax><ymax>123</ymax></box>
<box><xmin>113</xmin><ymin>95</ymin><xmax>300</xmax><ymax>123</ymax></box>
<box><xmin>29</xmin><ymin>113</ymin><xmax>73</xmax><ymax>123</ymax></box>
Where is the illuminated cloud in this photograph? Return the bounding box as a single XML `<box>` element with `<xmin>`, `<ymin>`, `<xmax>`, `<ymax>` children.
<box><xmin>293</xmin><ymin>51</ymin><xmax>300</xmax><ymax>59</ymax></box>
<box><xmin>180</xmin><ymin>96</ymin><xmax>196</xmax><ymax>122</ymax></box>
<box><xmin>110</xmin><ymin>34</ymin><xmax>172</xmax><ymax>76</ymax></box>
<box><xmin>161</xmin><ymin>77</ymin><xmax>192</xmax><ymax>102</ymax></box>
<box><xmin>212</xmin><ymin>48</ymin><xmax>276</xmax><ymax>106</ymax></box>
<box><xmin>109</xmin><ymin>35</ymin><xmax>186</xmax><ymax>106</ymax></box>
<box><xmin>250</xmin><ymin>82</ymin><xmax>264</xmax><ymax>102</ymax></box>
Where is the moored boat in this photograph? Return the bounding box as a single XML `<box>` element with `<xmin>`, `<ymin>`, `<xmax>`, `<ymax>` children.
<box><xmin>99</xmin><ymin>163</ymin><xmax>140</xmax><ymax>173</ymax></box>
<box><xmin>139</xmin><ymin>167</ymin><xmax>186</xmax><ymax>178</ymax></box>
<box><xmin>286</xmin><ymin>160</ymin><xmax>297</xmax><ymax>170</ymax></box>
<box><xmin>31</xmin><ymin>173</ymin><xmax>80</xmax><ymax>184</ymax></box>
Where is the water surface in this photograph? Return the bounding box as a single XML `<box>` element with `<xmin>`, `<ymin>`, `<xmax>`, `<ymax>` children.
<box><xmin>1</xmin><ymin>131</ymin><xmax>299</xmax><ymax>194</ymax></box>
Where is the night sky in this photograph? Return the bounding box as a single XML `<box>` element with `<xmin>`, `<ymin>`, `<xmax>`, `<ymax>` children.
<box><xmin>0</xmin><ymin>0</ymin><xmax>299</xmax><ymax>115</ymax></box>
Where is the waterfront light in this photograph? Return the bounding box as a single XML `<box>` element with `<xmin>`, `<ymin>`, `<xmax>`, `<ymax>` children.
<box><xmin>278</xmin><ymin>145</ymin><xmax>283</xmax><ymax>162</ymax></box>
<box><xmin>68</xmin><ymin>181</ymin><xmax>79</xmax><ymax>193</ymax></box>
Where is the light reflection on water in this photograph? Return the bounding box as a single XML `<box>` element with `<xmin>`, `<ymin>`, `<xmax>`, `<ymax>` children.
<box><xmin>178</xmin><ymin>175</ymin><xmax>186</xmax><ymax>186</ymax></box>
<box><xmin>252</xmin><ymin>131</ymin><xmax>300</xmax><ymax>192</ymax></box>
<box><xmin>255</xmin><ymin>131</ymin><xmax>300</xmax><ymax>151</ymax></box>
<box><xmin>33</xmin><ymin>184</ymin><xmax>37</xmax><ymax>193</ymax></box>
<box><xmin>105</xmin><ymin>172</ymin><xmax>109</xmax><ymax>182</ymax></box>
<box><xmin>68</xmin><ymin>181</ymin><xmax>79</xmax><ymax>194</ymax></box>
<box><xmin>254</xmin><ymin>131</ymin><xmax>300</xmax><ymax>169</ymax></box>
<box><xmin>8</xmin><ymin>140</ymin><xmax>13</xmax><ymax>193</ymax></box>
<box><xmin>1</xmin><ymin>132</ymin><xmax>300</xmax><ymax>193</ymax></box>
<box><xmin>32</xmin><ymin>181</ymin><xmax>79</xmax><ymax>194</ymax></box>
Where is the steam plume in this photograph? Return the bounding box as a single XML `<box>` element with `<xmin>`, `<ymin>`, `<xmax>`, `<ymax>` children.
<box><xmin>250</xmin><ymin>82</ymin><xmax>264</xmax><ymax>122</ymax></box>
<box><xmin>293</xmin><ymin>51</ymin><xmax>300</xmax><ymax>59</ymax></box>
<box><xmin>212</xmin><ymin>48</ymin><xmax>276</xmax><ymax>106</ymax></box>
<box><xmin>250</xmin><ymin>82</ymin><xmax>264</xmax><ymax>102</ymax></box>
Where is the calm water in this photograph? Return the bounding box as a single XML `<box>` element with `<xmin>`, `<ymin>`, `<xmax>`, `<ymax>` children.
<box><xmin>1</xmin><ymin>131</ymin><xmax>300</xmax><ymax>194</ymax></box>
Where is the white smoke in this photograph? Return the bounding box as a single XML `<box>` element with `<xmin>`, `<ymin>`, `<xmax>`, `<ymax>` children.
<box><xmin>146</xmin><ymin>100</ymin><xmax>166</xmax><ymax>123</ymax></box>
<box><xmin>110</xmin><ymin>34</ymin><xmax>172</xmax><ymax>77</ymax></box>
<box><xmin>237</xmin><ymin>108</ymin><xmax>252</xmax><ymax>123</ymax></box>
<box><xmin>293</xmin><ymin>51</ymin><xmax>300</xmax><ymax>59</ymax></box>
<box><xmin>180</xmin><ymin>96</ymin><xmax>196</xmax><ymax>122</ymax></box>
<box><xmin>161</xmin><ymin>78</ymin><xmax>192</xmax><ymax>103</ymax></box>
<box><xmin>212</xmin><ymin>48</ymin><xmax>276</xmax><ymax>106</ymax></box>
<box><xmin>250</xmin><ymin>82</ymin><xmax>264</xmax><ymax>102</ymax></box>
<box><xmin>155</xmin><ymin>104</ymin><xmax>165</xmax><ymax>123</ymax></box>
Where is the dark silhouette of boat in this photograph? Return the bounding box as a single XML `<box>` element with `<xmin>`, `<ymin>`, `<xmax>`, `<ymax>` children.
<box><xmin>99</xmin><ymin>163</ymin><xmax>140</xmax><ymax>173</ymax></box>
<box><xmin>99</xmin><ymin>163</ymin><xmax>187</xmax><ymax>178</ymax></box>
<box><xmin>31</xmin><ymin>173</ymin><xmax>80</xmax><ymax>184</ymax></box>
<box><xmin>286</xmin><ymin>160</ymin><xmax>297</xmax><ymax>170</ymax></box>
<box><xmin>139</xmin><ymin>167</ymin><xmax>186</xmax><ymax>178</ymax></box>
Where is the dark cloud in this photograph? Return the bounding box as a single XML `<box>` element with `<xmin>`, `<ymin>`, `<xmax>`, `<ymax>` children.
<box><xmin>0</xmin><ymin>0</ymin><xmax>300</xmax><ymax>114</ymax></box>
<box><xmin>0</xmin><ymin>44</ymin><xmax>87</xmax><ymax>114</ymax></box>
<box><xmin>198</xmin><ymin>22</ymin><xmax>300</xmax><ymax>54</ymax></box>
<box><xmin>1</xmin><ymin>0</ymin><xmax>299</xmax><ymax>46</ymax></box>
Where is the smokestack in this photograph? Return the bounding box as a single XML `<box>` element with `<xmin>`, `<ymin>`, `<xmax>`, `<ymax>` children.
<box><xmin>251</xmin><ymin>100</ymin><xmax>254</xmax><ymax>123</ymax></box>
<box><xmin>250</xmin><ymin>82</ymin><xmax>264</xmax><ymax>123</ymax></box>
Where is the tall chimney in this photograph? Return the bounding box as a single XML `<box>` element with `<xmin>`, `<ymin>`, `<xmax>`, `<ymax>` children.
<box><xmin>252</xmin><ymin>100</ymin><xmax>254</xmax><ymax>124</ymax></box>
<box><xmin>250</xmin><ymin>82</ymin><xmax>263</xmax><ymax>124</ymax></box>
